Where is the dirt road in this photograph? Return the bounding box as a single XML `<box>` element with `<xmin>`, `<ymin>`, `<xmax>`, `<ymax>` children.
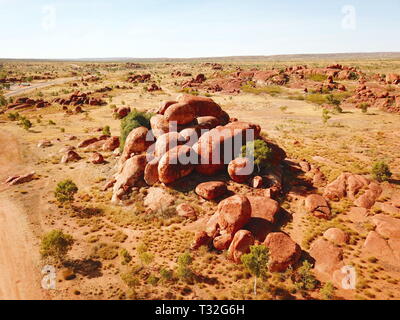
<box><xmin>0</xmin><ymin>130</ymin><xmax>45</xmax><ymax>300</ymax></box>
<box><xmin>4</xmin><ymin>77</ymin><xmax>78</xmax><ymax>98</ymax></box>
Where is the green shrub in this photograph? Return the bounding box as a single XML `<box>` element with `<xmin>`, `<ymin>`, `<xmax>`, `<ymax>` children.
<box><xmin>359</xmin><ymin>103</ymin><xmax>370</xmax><ymax>113</ymax></box>
<box><xmin>371</xmin><ymin>161</ymin><xmax>392</xmax><ymax>182</ymax></box>
<box><xmin>102</xmin><ymin>125</ymin><xmax>111</xmax><ymax>136</ymax></box>
<box><xmin>119</xmin><ymin>248</ymin><xmax>132</xmax><ymax>265</ymax></box>
<box><xmin>54</xmin><ymin>180</ymin><xmax>78</xmax><ymax>203</ymax></box>
<box><xmin>7</xmin><ymin>112</ymin><xmax>20</xmax><ymax>121</ymax></box>
<box><xmin>20</xmin><ymin>118</ymin><xmax>32</xmax><ymax>130</ymax></box>
<box><xmin>120</xmin><ymin>109</ymin><xmax>153</xmax><ymax>151</ymax></box>
<box><xmin>160</xmin><ymin>268</ymin><xmax>173</xmax><ymax>282</ymax></box>
<box><xmin>292</xmin><ymin>260</ymin><xmax>318</xmax><ymax>291</ymax></box>
<box><xmin>176</xmin><ymin>252</ymin><xmax>195</xmax><ymax>283</ymax></box>
<box><xmin>241</xmin><ymin>139</ymin><xmax>272</xmax><ymax>172</ymax></box>
<box><xmin>241</xmin><ymin>245</ymin><xmax>269</xmax><ymax>295</ymax></box>
<box><xmin>40</xmin><ymin>230</ymin><xmax>74</xmax><ymax>260</ymax></box>
<box><xmin>320</xmin><ymin>282</ymin><xmax>335</xmax><ymax>300</ymax></box>
<box><xmin>322</xmin><ymin>109</ymin><xmax>331</xmax><ymax>124</ymax></box>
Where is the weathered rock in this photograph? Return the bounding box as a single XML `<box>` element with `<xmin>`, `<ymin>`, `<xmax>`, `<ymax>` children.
<box><xmin>164</xmin><ymin>102</ymin><xmax>196</xmax><ymax>125</ymax></box>
<box><xmin>158</xmin><ymin>145</ymin><xmax>195</xmax><ymax>184</ymax></box>
<box><xmin>176</xmin><ymin>203</ymin><xmax>196</xmax><ymax>219</ymax></box>
<box><xmin>213</xmin><ymin>233</ymin><xmax>233</xmax><ymax>251</ymax></box>
<box><xmin>228</xmin><ymin>158</ymin><xmax>253</xmax><ymax>183</ymax></box>
<box><xmin>305</xmin><ymin>194</ymin><xmax>331</xmax><ymax>219</ymax></box>
<box><xmin>112</xmin><ymin>155</ymin><xmax>147</xmax><ymax>203</ymax></box>
<box><xmin>264</xmin><ymin>232</ymin><xmax>301</xmax><ymax>272</ymax></box>
<box><xmin>371</xmin><ymin>214</ymin><xmax>400</xmax><ymax>239</ymax></box>
<box><xmin>37</xmin><ymin>140</ymin><xmax>52</xmax><ymax>148</ymax></box>
<box><xmin>347</xmin><ymin>174</ymin><xmax>370</xmax><ymax>199</ymax></box>
<box><xmin>90</xmin><ymin>152</ymin><xmax>104</xmax><ymax>164</ymax></box>
<box><xmin>143</xmin><ymin>187</ymin><xmax>175</xmax><ymax>211</ymax></box>
<box><xmin>157</xmin><ymin>100</ymin><xmax>177</xmax><ymax>115</ymax></box>
<box><xmin>114</xmin><ymin>106</ymin><xmax>131</xmax><ymax>119</ymax></box>
<box><xmin>205</xmin><ymin>212</ymin><xmax>220</xmax><ymax>238</ymax></box>
<box><xmin>191</xmin><ymin>231</ymin><xmax>212</xmax><ymax>250</ymax></box>
<box><xmin>217</xmin><ymin>195</ymin><xmax>252</xmax><ymax>236</ymax></box>
<box><xmin>323</xmin><ymin>173</ymin><xmax>349</xmax><ymax>200</ymax></box>
<box><xmin>150</xmin><ymin>114</ymin><xmax>170</xmax><ymax>138</ymax></box>
<box><xmin>247</xmin><ymin>196</ymin><xmax>280</xmax><ymax>224</ymax></box>
<box><xmin>144</xmin><ymin>158</ymin><xmax>160</xmax><ymax>186</ymax></box>
<box><xmin>78</xmin><ymin>137</ymin><xmax>99</xmax><ymax>148</ymax></box>
<box><xmin>193</xmin><ymin>122</ymin><xmax>260</xmax><ymax>176</ymax></box>
<box><xmin>251</xmin><ymin>176</ymin><xmax>264</xmax><ymax>188</ymax></box>
<box><xmin>120</xmin><ymin>127</ymin><xmax>152</xmax><ymax>165</ymax></box>
<box><xmin>177</xmin><ymin>94</ymin><xmax>226</xmax><ymax>119</ymax></box>
<box><xmin>323</xmin><ymin>228</ymin><xmax>349</xmax><ymax>245</ymax></box>
<box><xmin>195</xmin><ymin>181</ymin><xmax>227</xmax><ymax>200</ymax></box>
<box><xmin>354</xmin><ymin>183</ymin><xmax>382</xmax><ymax>209</ymax></box>
<box><xmin>309</xmin><ymin>238</ymin><xmax>344</xmax><ymax>276</ymax></box>
<box><xmin>154</xmin><ymin>132</ymin><xmax>183</xmax><ymax>157</ymax></box>
<box><xmin>61</xmin><ymin>150</ymin><xmax>81</xmax><ymax>164</ymax></box>
<box><xmin>362</xmin><ymin>231</ymin><xmax>396</xmax><ymax>263</ymax></box>
<box><xmin>392</xmin><ymin>192</ymin><xmax>400</xmax><ymax>208</ymax></box>
<box><xmin>6</xmin><ymin>171</ymin><xmax>36</xmax><ymax>186</ymax></box>
<box><xmin>228</xmin><ymin>230</ymin><xmax>254</xmax><ymax>263</ymax></box>
<box><xmin>102</xmin><ymin>136</ymin><xmax>120</xmax><ymax>151</ymax></box>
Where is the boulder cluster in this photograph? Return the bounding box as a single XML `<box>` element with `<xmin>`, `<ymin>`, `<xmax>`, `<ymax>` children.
<box><xmin>53</xmin><ymin>91</ymin><xmax>106</xmax><ymax>107</ymax></box>
<box><xmin>127</xmin><ymin>74</ymin><xmax>151</xmax><ymax>83</ymax></box>
<box><xmin>7</xmin><ymin>97</ymin><xmax>50</xmax><ymax>110</ymax></box>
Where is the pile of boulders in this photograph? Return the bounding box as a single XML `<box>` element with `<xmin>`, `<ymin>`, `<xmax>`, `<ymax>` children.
<box><xmin>146</xmin><ymin>83</ymin><xmax>162</xmax><ymax>92</ymax></box>
<box><xmin>181</xmin><ymin>74</ymin><xmax>207</xmax><ymax>88</ymax></box>
<box><xmin>7</xmin><ymin>97</ymin><xmax>50</xmax><ymax>110</ymax></box>
<box><xmin>193</xmin><ymin>194</ymin><xmax>301</xmax><ymax>270</ymax></box>
<box><xmin>345</xmin><ymin>83</ymin><xmax>400</xmax><ymax>113</ymax></box>
<box><xmin>127</xmin><ymin>74</ymin><xmax>151</xmax><ymax>83</ymax></box>
<box><xmin>53</xmin><ymin>91</ymin><xmax>106</xmax><ymax>107</ymax></box>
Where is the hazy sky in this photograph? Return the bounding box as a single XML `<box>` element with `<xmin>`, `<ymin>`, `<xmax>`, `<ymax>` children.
<box><xmin>1</xmin><ymin>0</ymin><xmax>399</xmax><ymax>59</ymax></box>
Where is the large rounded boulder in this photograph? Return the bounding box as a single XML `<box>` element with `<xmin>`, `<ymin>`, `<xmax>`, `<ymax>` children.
<box><xmin>217</xmin><ymin>195</ymin><xmax>252</xmax><ymax>236</ymax></box>
<box><xmin>158</xmin><ymin>145</ymin><xmax>195</xmax><ymax>184</ymax></box>
<box><xmin>264</xmin><ymin>232</ymin><xmax>301</xmax><ymax>272</ymax></box>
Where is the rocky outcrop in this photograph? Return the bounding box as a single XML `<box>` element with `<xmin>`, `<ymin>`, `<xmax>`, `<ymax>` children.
<box><xmin>195</xmin><ymin>181</ymin><xmax>228</xmax><ymax>200</ymax></box>
<box><xmin>158</xmin><ymin>145</ymin><xmax>195</xmax><ymax>184</ymax></box>
<box><xmin>309</xmin><ymin>238</ymin><xmax>344</xmax><ymax>277</ymax></box>
<box><xmin>264</xmin><ymin>232</ymin><xmax>301</xmax><ymax>272</ymax></box>
<box><xmin>227</xmin><ymin>230</ymin><xmax>254</xmax><ymax>263</ymax></box>
<box><xmin>228</xmin><ymin>158</ymin><xmax>253</xmax><ymax>183</ymax></box>
<box><xmin>305</xmin><ymin>194</ymin><xmax>331</xmax><ymax>219</ymax></box>
<box><xmin>112</xmin><ymin>155</ymin><xmax>147</xmax><ymax>203</ymax></box>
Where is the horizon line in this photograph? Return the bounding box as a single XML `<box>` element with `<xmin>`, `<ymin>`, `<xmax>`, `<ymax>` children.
<box><xmin>1</xmin><ymin>51</ymin><xmax>400</xmax><ymax>62</ymax></box>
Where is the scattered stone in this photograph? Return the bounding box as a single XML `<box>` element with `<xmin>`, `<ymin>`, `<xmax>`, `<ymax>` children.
<box><xmin>61</xmin><ymin>150</ymin><xmax>81</xmax><ymax>164</ymax></box>
<box><xmin>195</xmin><ymin>181</ymin><xmax>228</xmax><ymax>200</ymax></box>
<box><xmin>176</xmin><ymin>203</ymin><xmax>197</xmax><ymax>220</ymax></box>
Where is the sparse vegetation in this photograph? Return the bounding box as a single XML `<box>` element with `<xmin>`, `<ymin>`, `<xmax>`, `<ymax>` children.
<box><xmin>241</xmin><ymin>245</ymin><xmax>269</xmax><ymax>295</ymax></box>
<box><xmin>54</xmin><ymin>180</ymin><xmax>78</xmax><ymax>203</ymax></box>
<box><xmin>241</xmin><ymin>139</ymin><xmax>273</xmax><ymax>172</ymax></box>
<box><xmin>120</xmin><ymin>109</ymin><xmax>153</xmax><ymax>150</ymax></box>
<box><xmin>40</xmin><ymin>230</ymin><xmax>74</xmax><ymax>260</ymax></box>
<box><xmin>371</xmin><ymin>161</ymin><xmax>392</xmax><ymax>182</ymax></box>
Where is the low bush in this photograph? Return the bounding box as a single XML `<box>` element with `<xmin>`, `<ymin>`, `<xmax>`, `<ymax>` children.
<box><xmin>54</xmin><ymin>180</ymin><xmax>78</xmax><ymax>203</ymax></box>
<box><xmin>371</xmin><ymin>161</ymin><xmax>392</xmax><ymax>182</ymax></box>
<box><xmin>241</xmin><ymin>139</ymin><xmax>273</xmax><ymax>172</ymax></box>
<box><xmin>120</xmin><ymin>109</ymin><xmax>153</xmax><ymax>150</ymax></box>
<box><xmin>40</xmin><ymin>230</ymin><xmax>74</xmax><ymax>260</ymax></box>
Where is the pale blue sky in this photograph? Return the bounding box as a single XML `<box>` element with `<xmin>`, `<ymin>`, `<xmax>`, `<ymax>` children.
<box><xmin>0</xmin><ymin>0</ymin><xmax>399</xmax><ymax>59</ymax></box>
